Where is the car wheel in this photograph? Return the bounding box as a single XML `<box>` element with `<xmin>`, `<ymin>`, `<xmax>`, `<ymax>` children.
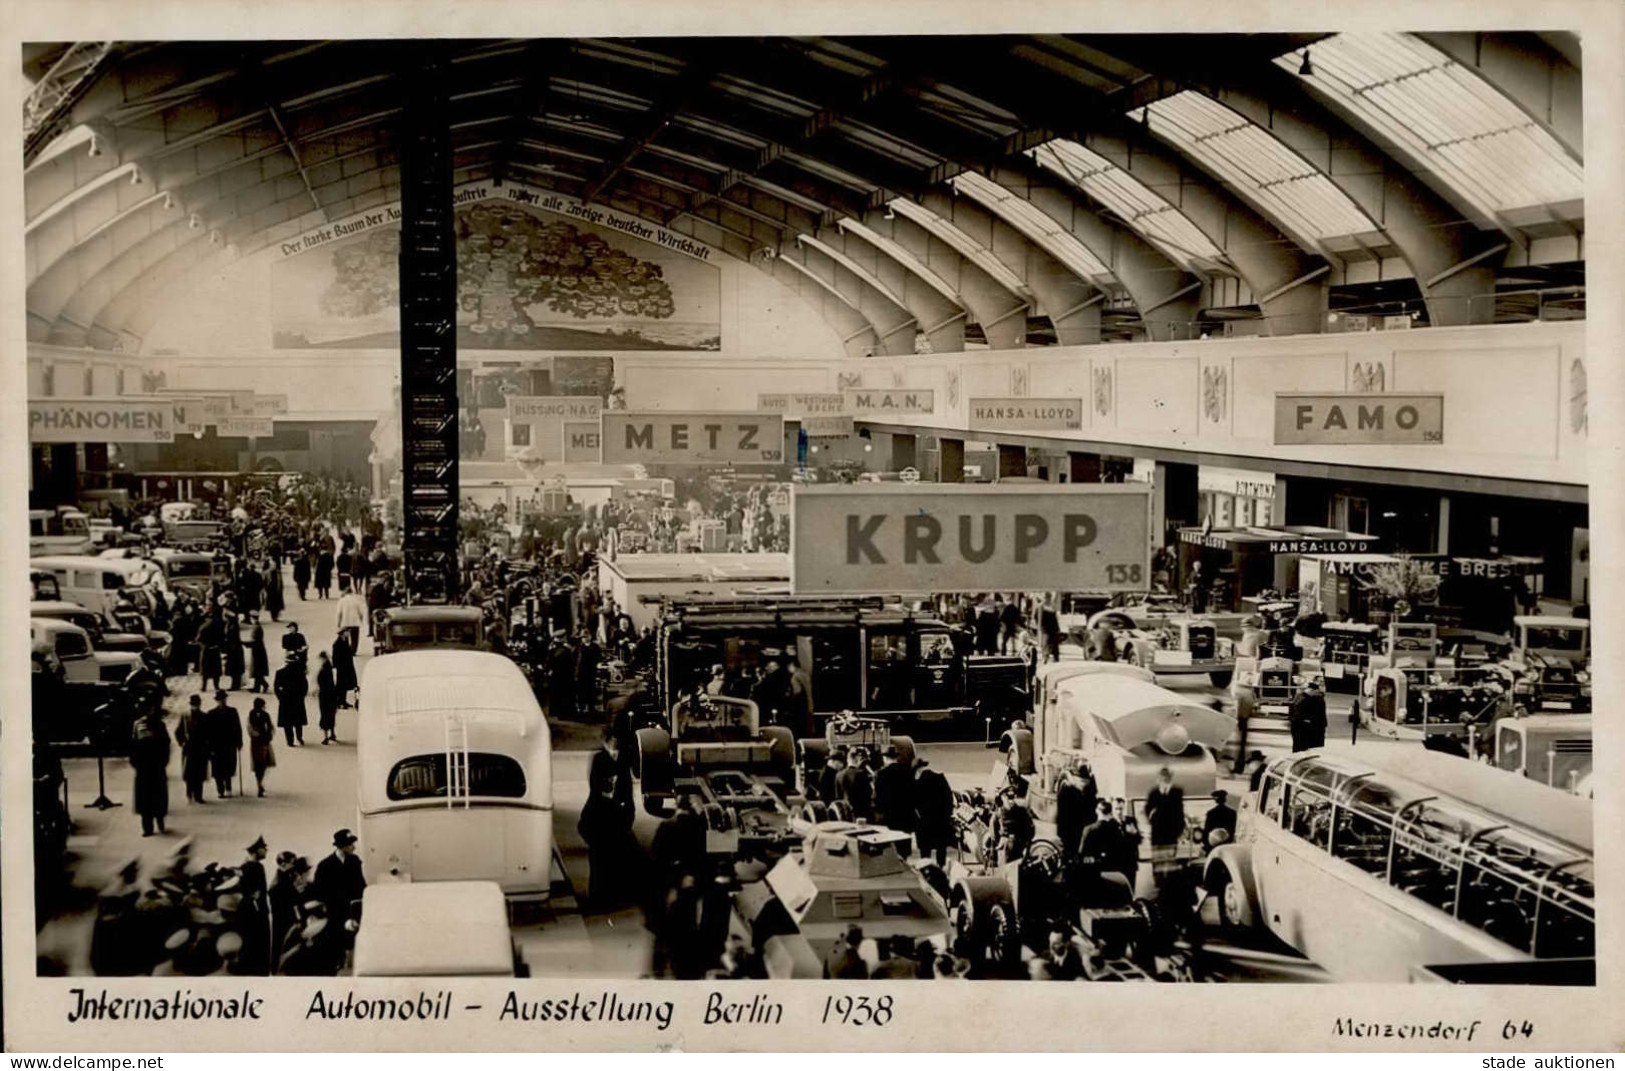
<box><xmin>1213</xmin><ymin>868</ymin><xmax>1250</xmax><ymax>934</ymax></box>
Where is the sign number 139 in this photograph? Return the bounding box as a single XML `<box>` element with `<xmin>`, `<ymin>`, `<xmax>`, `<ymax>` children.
<box><xmin>1106</xmin><ymin>563</ymin><xmax>1144</xmax><ymax>585</ymax></box>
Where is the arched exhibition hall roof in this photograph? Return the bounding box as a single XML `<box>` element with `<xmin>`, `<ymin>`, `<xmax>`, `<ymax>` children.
<box><xmin>22</xmin><ymin>32</ymin><xmax>1584</xmax><ymax>354</ymax></box>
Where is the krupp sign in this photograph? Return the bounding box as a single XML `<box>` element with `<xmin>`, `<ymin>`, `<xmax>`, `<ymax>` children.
<box><xmin>968</xmin><ymin>397</ymin><xmax>1083</xmax><ymax>431</ymax></box>
<box><xmin>1274</xmin><ymin>393</ymin><xmax>1444</xmax><ymax>445</ymax></box>
<box><xmin>600</xmin><ymin>411</ymin><xmax>784</xmax><ymax>465</ymax></box>
<box><xmin>29</xmin><ymin>399</ymin><xmax>175</xmax><ymax>444</ymax></box>
<box><xmin>792</xmin><ymin>483</ymin><xmax>1151</xmax><ymax>594</ymax></box>
<box><xmin>561</xmin><ymin>421</ymin><xmax>602</xmax><ymax>462</ymax></box>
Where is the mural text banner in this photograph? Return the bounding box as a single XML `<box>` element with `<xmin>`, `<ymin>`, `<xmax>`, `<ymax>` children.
<box><xmin>600</xmin><ymin>412</ymin><xmax>784</xmax><ymax>465</ymax></box>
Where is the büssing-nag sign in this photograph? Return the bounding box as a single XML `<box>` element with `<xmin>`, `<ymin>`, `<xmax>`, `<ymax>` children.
<box><xmin>1274</xmin><ymin>393</ymin><xmax>1445</xmax><ymax>446</ymax></box>
<box><xmin>791</xmin><ymin>483</ymin><xmax>1152</xmax><ymax>594</ymax></box>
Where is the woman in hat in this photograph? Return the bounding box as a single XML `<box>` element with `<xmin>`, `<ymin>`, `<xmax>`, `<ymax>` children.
<box><xmin>247</xmin><ymin>697</ymin><xmax>276</xmax><ymax>796</ymax></box>
<box><xmin>269</xmin><ymin>853</ymin><xmax>306</xmax><ymax>960</ymax></box>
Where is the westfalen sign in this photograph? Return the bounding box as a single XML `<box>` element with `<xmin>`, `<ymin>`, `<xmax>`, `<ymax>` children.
<box><xmin>561</xmin><ymin>421</ymin><xmax>602</xmax><ymax>463</ymax></box>
<box><xmin>29</xmin><ymin>399</ymin><xmax>176</xmax><ymax>444</ymax></box>
<box><xmin>758</xmin><ymin>392</ymin><xmax>846</xmax><ymax>414</ymax></box>
<box><xmin>600</xmin><ymin>411</ymin><xmax>784</xmax><ymax>465</ymax></box>
<box><xmin>792</xmin><ymin>483</ymin><xmax>1152</xmax><ymax>594</ymax></box>
<box><xmin>1274</xmin><ymin>393</ymin><xmax>1444</xmax><ymax>445</ymax></box>
<box><xmin>968</xmin><ymin>397</ymin><xmax>1083</xmax><ymax>431</ymax></box>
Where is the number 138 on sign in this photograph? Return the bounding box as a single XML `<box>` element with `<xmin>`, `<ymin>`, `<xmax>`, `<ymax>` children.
<box><xmin>1106</xmin><ymin>563</ymin><xmax>1144</xmax><ymax>584</ymax></box>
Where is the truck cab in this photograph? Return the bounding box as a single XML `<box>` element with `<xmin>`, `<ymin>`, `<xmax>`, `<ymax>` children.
<box><xmin>1505</xmin><ymin>616</ymin><xmax>1590</xmax><ymax>714</ymax></box>
<box><xmin>29</xmin><ymin>509</ymin><xmax>93</xmax><ymax>556</ymax></box>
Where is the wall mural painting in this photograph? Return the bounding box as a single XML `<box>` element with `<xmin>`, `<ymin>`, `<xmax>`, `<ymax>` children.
<box><xmin>271</xmin><ymin>202</ymin><xmax>721</xmax><ymax>352</ymax></box>
<box><xmin>1202</xmin><ymin>364</ymin><xmax>1228</xmax><ymax>425</ymax></box>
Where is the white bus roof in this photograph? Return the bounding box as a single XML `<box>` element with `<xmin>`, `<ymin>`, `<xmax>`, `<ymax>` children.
<box><xmin>1035</xmin><ymin>661</ymin><xmax>1154</xmax><ymax>689</ymax></box>
<box><xmin>1297</xmin><ymin>744</ymin><xmax>1591</xmax><ymax>853</ymax></box>
<box><xmin>1058</xmin><ymin>674</ymin><xmax>1235</xmax><ymax>751</ymax></box>
<box><xmin>32</xmin><ymin>555</ymin><xmax>156</xmax><ymax>575</ymax></box>
<box><xmin>357</xmin><ymin>651</ymin><xmax>551</xmax><ymax>810</ymax></box>
<box><xmin>352</xmin><ymin>881</ymin><xmax>513</xmax><ymax>976</ymax></box>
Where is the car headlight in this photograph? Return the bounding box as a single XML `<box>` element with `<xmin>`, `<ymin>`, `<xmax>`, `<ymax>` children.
<box><xmin>1576</xmin><ymin>670</ymin><xmax>1590</xmax><ymax>684</ymax></box>
<box><xmin>1155</xmin><ymin>721</ymin><xmax>1192</xmax><ymax>755</ymax></box>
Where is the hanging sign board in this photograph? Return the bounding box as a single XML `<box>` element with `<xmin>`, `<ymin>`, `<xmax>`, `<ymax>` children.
<box><xmin>758</xmin><ymin>392</ymin><xmax>846</xmax><ymax>414</ymax></box>
<box><xmin>561</xmin><ymin>421</ymin><xmax>602</xmax><ymax>463</ymax></box>
<box><xmin>792</xmin><ymin>483</ymin><xmax>1152</xmax><ymax>594</ymax></box>
<box><xmin>968</xmin><ymin>397</ymin><xmax>1084</xmax><ymax>431</ymax></box>
<box><xmin>29</xmin><ymin>398</ymin><xmax>176</xmax><ymax>443</ymax></box>
<box><xmin>506</xmin><ymin>395</ymin><xmax>603</xmax><ymax>460</ymax></box>
<box><xmin>252</xmin><ymin>393</ymin><xmax>289</xmax><ymax>416</ymax></box>
<box><xmin>844</xmin><ymin>389</ymin><xmax>935</xmax><ymax>414</ymax></box>
<box><xmin>600</xmin><ymin>411</ymin><xmax>784</xmax><ymax>465</ymax></box>
<box><xmin>218</xmin><ymin>415</ymin><xmax>274</xmax><ymax>438</ymax></box>
<box><xmin>800</xmin><ymin>414</ymin><xmax>855</xmax><ymax>438</ymax></box>
<box><xmin>1274</xmin><ymin>393</ymin><xmax>1444</xmax><ymax>445</ymax></box>
<box><xmin>167</xmin><ymin>396</ymin><xmax>208</xmax><ymax>434</ymax></box>
<box><xmin>224</xmin><ymin>390</ymin><xmax>257</xmax><ymax>414</ymax></box>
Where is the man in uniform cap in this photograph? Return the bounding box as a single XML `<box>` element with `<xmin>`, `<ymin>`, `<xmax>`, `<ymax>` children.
<box><xmin>238</xmin><ymin>836</ymin><xmax>271</xmax><ymax>973</ymax></box>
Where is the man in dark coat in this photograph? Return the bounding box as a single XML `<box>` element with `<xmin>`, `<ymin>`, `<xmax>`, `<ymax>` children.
<box><xmin>1203</xmin><ymin>790</ymin><xmax>1238</xmax><ymax>850</ymax></box>
<box><xmin>912</xmin><ymin>759</ymin><xmax>955</xmax><ymax>866</ymax></box>
<box><xmin>330</xmin><ymin>634</ymin><xmax>357</xmax><ymax>709</ymax></box>
<box><xmin>130</xmin><ymin>709</ymin><xmax>171</xmax><ymax>836</ymax></box>
<box><xmin>1291</xmin><ymin>678</ymin><xmax>1329</xmax><ymax>751</ymax></box>
<box><xmin>817</xmin><ymin>746</ymin><xmax>847</xmax><ymax>804</ymax></box>
<box><xmin>292</xmin><ymin>552</ymin><xmax>311</xmax><ymax>601</ymax></box>
<box><xmin>1145</xmin><ymin>767</ymin><xmax>1185</xmax><ymax>850</ymax></box>
<box><xmin>246</xmin><ymin>614</ymin><xmax>270</xmax><ymax>693</ymax></box>
<box><xmin>263</xmin><ymin>563</ymin><xmax>284</xmax><ymax>622</ymax></box>
<box><xmin>649</xmin><ymin>794</ymin><xmax>708</xmax><ymax>915</ymax></box>
<box><xmin>872</xmin><ymin>749</ymin><xmax>916</xmax><ymax>850</ymax></box>
<box><xmin>237</xmin><ymin>836</ymin><xmax>272</xmax><ymax>975</ymax></box>
<box><xmin>316</xmin><ymin>650</ymin><xmax>340</xmax><ymax>744</ymax></box>
<box><xmin>268</xmin><ymin>853</ymin><xmax>305</xmax><ymax>960</ymax></box>
<box><xmin>1079</xmin><ymin>799</ymin><xmax>1127</xmax><ymax>895</ymax></box>
<box><xmin>197</xmin><ymin>612</ymin><xmax>224</xmax><ymax>693</ymax></box>
<box><xmin>314</xmin><ymin>547</ymin><xmax>334</xmax><ymax>599</ymax></box>
<box><xmin>281</xmin><ymin>621</ymin><xmax>307</xmax><ymax>658</ymax></box>
<box><xmin>205</xmin><ymin>690</ymin><xmax>242</xmax><ymax>799</ymax></box>
<box><xmin>578</xmin><ymin>734</ymin><xmax>634</xmax><ymax>909</ymax></box>
<box><xmin>274</xmin><ymin>658</ymin><xmax>308</xmax><ymax>746</ymax></box>
<box><xmin>222</xmin><ymin>609</ymin><xmax>245</xmax><ymax>691</ymax></box>
<box><xmin>312</xmin><ymin>829</ymin><xmax>366</xmax><ymax>952</ymax></box>
<box><xmin>834</xmin><ymin>747</ymin><xmax>874</xmax><ymax>821</ymax></box>
<box><xmin>1054</xmin><ymin>760</ymin><xmax>1096</xmax><ymax>858</ymax></box>
<box><xmin>175</xmin><ymin>694</ymin><xmax>211</xmax><ymax>804</ymax></box>
<box><xmin>823</xmin><ymin>925</ymin><xmax>869</xmax><ymax>980</ymax></box>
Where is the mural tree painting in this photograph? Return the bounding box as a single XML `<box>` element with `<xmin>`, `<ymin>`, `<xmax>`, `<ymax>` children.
<box><xmin>316</xmin><ymin>203</ymin><xmax>679</xmax><ymax>342</ymax></box>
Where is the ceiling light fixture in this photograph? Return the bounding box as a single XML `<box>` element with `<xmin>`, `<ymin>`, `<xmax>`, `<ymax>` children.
<box><xmin>129</xmin><ymin>167</ymin><xmax>143</xmax><ymax>185</ymax></box>
<box><xmin>189</xmin><ymin>213</ymin><xmax>201</xmax><ymax>229</ymax></box>
<box><xmin>87</xmin><ymin>135</ymin><xmax>102</xmax><ymax>158</ymax></box>
<box><xmin>162</xmin><ymin>192</ymin><xmax>174</xmax><ymax>210</ymax></box>
<box><xmin>1298</xmin><ymin>50</ymin><xmax>1314</xmax><ymax>77</ymax></box>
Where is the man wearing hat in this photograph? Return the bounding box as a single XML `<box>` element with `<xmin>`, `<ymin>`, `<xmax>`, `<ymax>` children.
<box><xmin>911</xmin><ymin>758</ymin><xmax>955</xmax><ymax>867</ymax></box>
<box><xmin>873</xmin><ymin>746</ymin><xmax>916</xmax><ymax>853</ymax></box>
<box><xmin>1203</xmin><ymin>790</ymin><xmax>1237</xmax><ymax>850</ymax></box>
<box><xmin>817</xmin><ymin>745</ymin><xmax>848</xmax><ymax>805</ymax></box>
<box><xmin>204</xmin><ymin>689</ymin><xmax>243</xmax><ymax>799</ymax></box>
<box><xmin>269</xmin><ymin>852</ymin><xmax>305</xmax><ymax>958</ymax></box>
<box><xmin>313</xmin><ymin>829</ymin><xmax>366</xmax><ymax>955</ymax></box>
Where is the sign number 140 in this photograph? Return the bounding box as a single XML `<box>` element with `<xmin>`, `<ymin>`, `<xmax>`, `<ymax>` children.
<box><xmin>1105</xmin><ymin>563</ymin><xmax>1145</xmax><ymax>585</ymax></box>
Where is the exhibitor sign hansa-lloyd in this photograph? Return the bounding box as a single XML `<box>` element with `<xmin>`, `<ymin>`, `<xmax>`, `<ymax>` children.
<box><xmin>792</xmin><ymin>483</ymin><xmax>1151</xmax><ymax>593</ymax></box>
<box><xmin>1274</xmin><ymin>393</ymin><xmax>1445</xmax><ymax>445</ymax></box>
<box><xmin>968</xmin><ymin>397</ymin><xmax>1084</xmax><ymax>431</ymax></box>
<box><xmin>600</xmin><ymin>411</ymin><xmax>784</xmax><ymax>465</ymax></box>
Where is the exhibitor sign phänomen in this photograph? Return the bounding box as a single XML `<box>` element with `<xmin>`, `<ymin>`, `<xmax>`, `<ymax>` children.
<box><xmin>792</xmin><ymin>483</ymin><xmax>1151</xmax><ymax>594</ymax></box>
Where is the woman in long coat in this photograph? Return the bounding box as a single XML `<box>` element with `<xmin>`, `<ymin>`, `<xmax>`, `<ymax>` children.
<box><xmin>314</xmin><ymin>548</ymin><xmax>334</xmax><ymax>599</ymax></box>
<box><xmin>130</xmin><ymin>709</ymin><xmax>171</xmax><ymax>836</ymax></box>
<box><xmin>247</xmin><ymin>616</ymin><xmax>270</xmax><ymax>693</ymax></box>
<box><xmin>246</xmin><ymin>697</ymin><xmax>277</xmax><ymax>797</ymax></box>
<box><xmin>273</xmin><ymin>658</ymin><xmax>308</xmax><ymax>747</ymax></box>
<box><xmin>222</xmin><ymin>609</ymin><xmax>246</xmax><ymax>691</ymax></box>
<box><xmin>331</xmin><ymin>633</ymin><xmax>358</xmax><ymax>709</ymax></box>
<box><xmin>262</xmin><ymin>562</ymin><xmax>285</xmax><ymax>622</ymax></box>
<box><xmin>292</xmin><ymin>551</ymin><xmax>312</xmax><ymax>601</ymax></box>
<box><xmin>316</xmin><ymin>651</ymin><xmax>340</xmax><ymax>744</ymax></box>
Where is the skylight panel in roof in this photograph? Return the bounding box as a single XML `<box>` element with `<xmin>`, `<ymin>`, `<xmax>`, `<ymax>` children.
<box><xmin>781</xmin><ymin>151</ymin><xmax>876</xmax><ymax>193</ymax></box>
<box><xmin>949</xmin><ymin>170</ymin><xmax>1112</xmax><ymax>280</ymax></box>
<box><xmin>1278</xmin><ymin>32</ymin><xmax>1583</xmax><ymax>221</ymax></box>
<box><xmin>1028</xmin><ymin>138</ymin><xmax>1225</xmax><ymax>269</ymax></box>
<box><xmin>835</xmin><ymin>217</ymin><xmax>963</xmax><ymax>305</ymax></box>
<box><xmin>833</xmin><ymin>121</ymin><xmax>940</xmax><ymax>169</ymax></box>
<box><xmin>1142</xmin><ymin>90</ymin><xmax>1380</xmax><ymax>249</ymax></box>
<box><xmin>887</xmin><ymin>197</ymin><xmax>1032</xmax><ymax>298</ymax></box>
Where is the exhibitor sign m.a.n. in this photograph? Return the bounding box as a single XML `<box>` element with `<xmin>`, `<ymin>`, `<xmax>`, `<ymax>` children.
<box><xmin>1274</xmin><ymin>393</ymin><xmax>1444</xmax><ymax>446</ymax></box>
<box><xmin>792</xmin><ymin>483</ymin><xmax>1151</xmax><ymax>594</ymax></box>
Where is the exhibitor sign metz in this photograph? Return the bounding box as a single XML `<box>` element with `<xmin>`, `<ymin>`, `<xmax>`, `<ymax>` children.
<box><xmin>792</xmin><ymin>484</ymin><xmax>1151</xmax><ymax>594</ymax></box>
